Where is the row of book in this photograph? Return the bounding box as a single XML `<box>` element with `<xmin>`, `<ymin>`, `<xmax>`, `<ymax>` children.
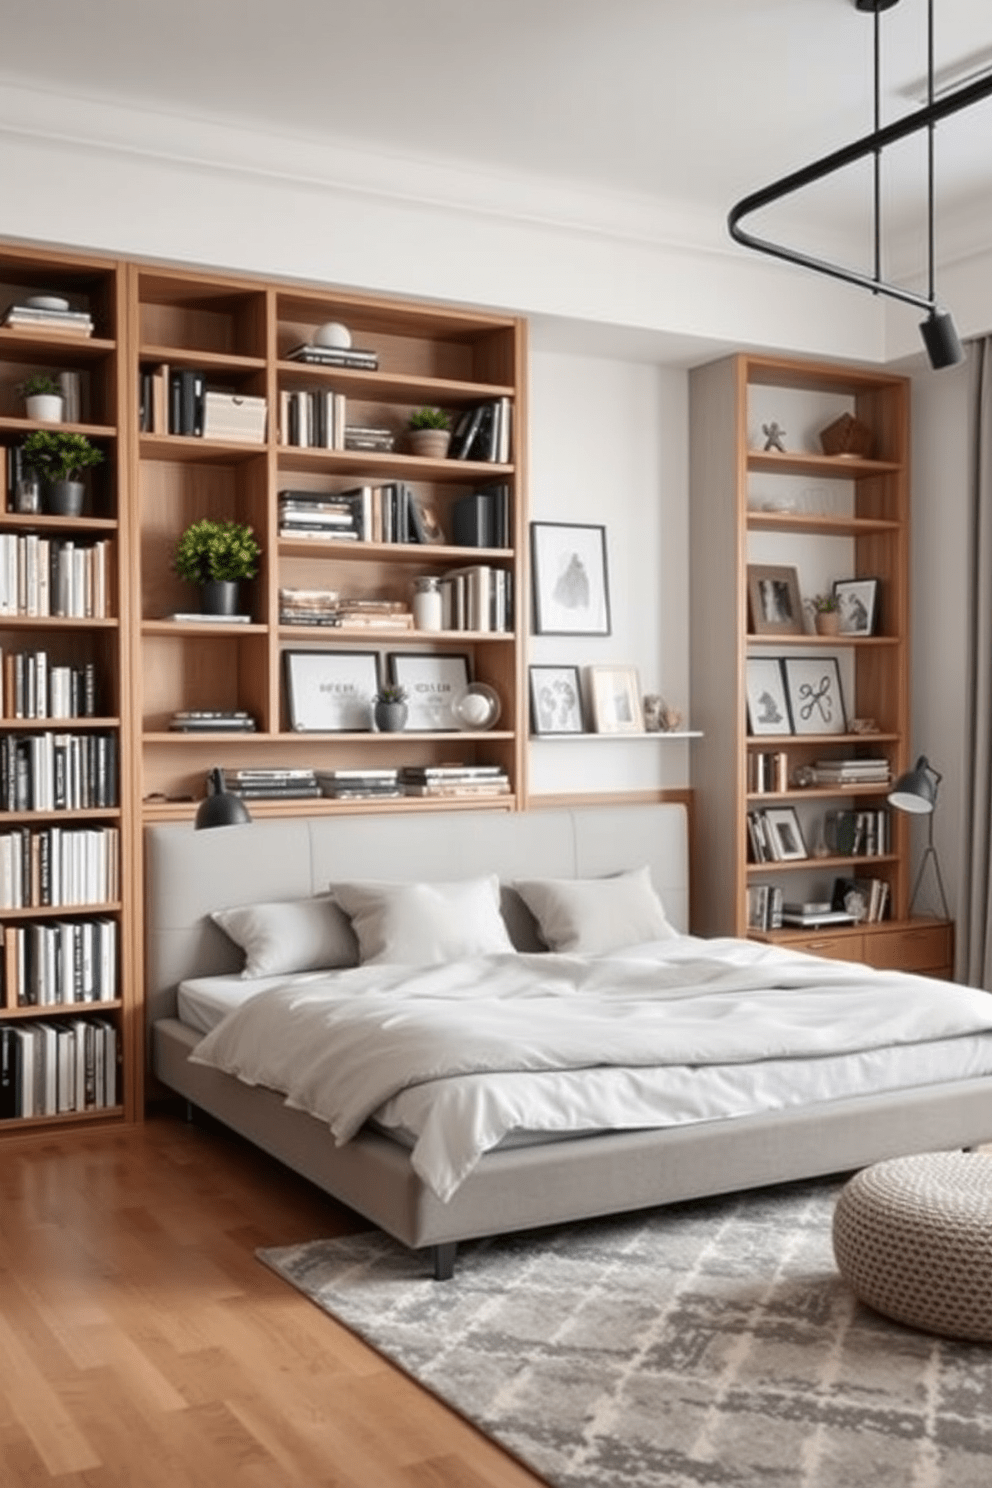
<box><xmin>450</xmin><ymin>485</ymin><xmax>511</xmax><ymax>549</ymax></box>
<box><xmin>0</xmin><ymin>826</ymin><xmax>120</xmax><ymax>909</ymax></box>
<box><xmin>0</xmin><ymin>731</ymin><xmax>118</xmax><ymax>812</ymax></box>
<box><xmin>0</xmin><ymin>533</ymin><xmax>111</xmax><ymax>618</ymax></box>
<box><xmin>3</xmin><ymin>918</ymin><xmax>118</xmax><ymax>1006</ymax></box>
<box><xmin>1</xmin><ymin>301</ymin><xmax>95</xmax><ymax>338</ymax></box>
<box><xmin>278</xmin><ymin>390</ymin><xmax>397</xmax><ymax>453</ymax></box>
<box><xmin>278</xmin><ymin>484</ymin><xmax>435</xmax><ymax>546</ymax></box>
<box><xmin>746</xmin><ymin>883</ymin><xmax>784</xmax><ymax>931</ymax></box>
<box><xmin>279</xmin><ymin>590</ymin><xmax>414</xmax><ymax>630</ymax></box>
<box><xmin>436</xmin><ymin>566</ymin><xmax>513</xmax><ymax>633</ymax></box>
<box><xmin>823</xmin><ymin>808</ymin><xmax>890</xmax><ymax>857</ymax></box>
<box><xmin>138</xmin><ymin>366</ymin><xmax>268</xmax><ymax>443</ymax></box>
<box><xmin>0</xmin><ymin>1017</ymin><xmax>117</xmax><ymax>1120</ymax></box>
<box><xmin>216</xmin><ymin>764</ymin><xmax>510</xmax><ymax>801</ymax></box>
<box><xmin>449</xmin><ymin>399</ymin><xmax>512</xmax><ymax>464</ymax></box>
<box><xmin>748</xmin><ymin>751</ymin><xmax>790</xmax><ymax>795</ymax></box>
<box><xmin>1</xmin><ymin>651</ymin><xmax>98</xmax><ymax>721</ymax></box>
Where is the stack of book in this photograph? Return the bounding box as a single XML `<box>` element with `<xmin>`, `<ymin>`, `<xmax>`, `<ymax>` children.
<box><xmin>278</xmin><ymin>491</ymin><xmax>361</xmax><ymax>541</ymax></box>
<box><xmin>303</xmin><ymin>596</ymin><xmax>412</xmax><ymax>630</ymax></box>
<box><xmin>780</xmin><ymin>900</ymin><xmax>856</xmax><ymax>929</ymax></box>
<box><xmin>439</xmin><ymin>565</ymin><xmax>512</xmax><ymax>632</ymax></box>
<box><xmin>167</xmin><ymin>710</ymin><xmax>257</xmax><ymax>733</ymax></box>
<box><xmin>2</xmin><ymin>299</ymin><xmax>94</xmax><ymax>337</ymax></box>
<box><xmin>806</xmin><ymin>758</ymin><xmax>891</xmax><ymax>787</ymax></box>
<box><xmin>221</xmin><ymin>767</ymin><xmax>321</xmax><ymax>800</ymax></box>
<box><xmin>0</xmin><ymin>1018</ymin><xmax>117</xmax><ymax>1118</ymax></box>
<box><xmin>343</xmin><ymin>425</ymin><xmax>395</xmax><ymax>453</ymax></box>
<box><xmin>286</xmin><ymin>342</ymin><xmax>378</xmax><ymax>371</ymax></box>
<box><xmin>450</xmin><ymin>484</ymin><xmax>511</xmax><ymax>548</ymax></box>
<box><xmin>399</xmin><ymin>764</ymin><xmax>511</xmax><ymax>799</ymax></box>
<box><xmin>279</xmin><ymin>388</ymin><xmax>347</xmax><ymax>449</ymax></box>
<box><xmin>316</xmin><ymin>768</ymin><xmax>401</xmax><ymax>801</ymax></box>
<box><xmin>448</xmin><ymin>398</ymin><xmax>512</xmax><ymax>463</ymax></box>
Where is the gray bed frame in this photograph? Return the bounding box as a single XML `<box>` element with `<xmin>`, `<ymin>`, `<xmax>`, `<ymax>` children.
<box><xmin>147</xmin><ymin>803</ymin><xmax>992</xmax><ymax>1278</ymax></box>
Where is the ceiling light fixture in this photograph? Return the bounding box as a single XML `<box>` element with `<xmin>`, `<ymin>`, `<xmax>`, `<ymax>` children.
<box><xmin>728</xmin><ymin>0</ymin><xmax>992</xmax><ymax>370</ymax></box>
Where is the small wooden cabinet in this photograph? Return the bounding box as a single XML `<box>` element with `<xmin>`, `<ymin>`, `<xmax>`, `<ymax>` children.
<box><xmin>757</xmin><ymin>918</ymin><xmax>954</xmax><ymax>978</ymax></box>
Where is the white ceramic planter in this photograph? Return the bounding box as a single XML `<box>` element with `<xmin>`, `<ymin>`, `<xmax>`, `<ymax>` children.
<box><xmin>26</xmin><ymin>394</ymin><xmax>63</xmax><ymax>423</ymax></box>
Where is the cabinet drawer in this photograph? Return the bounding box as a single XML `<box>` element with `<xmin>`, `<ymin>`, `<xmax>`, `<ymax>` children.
<box><xmin>789</xmin><ymin>932</ymin><xmax>866</xmax><ymax>963</ymax></box>
<box><xmin>868</xmin><ymin>922</ymin><xmax>954</xmax><ymax>975</ymax></box>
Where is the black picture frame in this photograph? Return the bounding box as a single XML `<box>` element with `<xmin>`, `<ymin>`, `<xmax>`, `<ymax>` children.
<box><xmin>284</xmin><ymin>650</ymin><xmax>379</xmax><ymax>732</ymax></box>
<box><xmin>530</xmin><ymin>521</ymin><xmax>611</xmax><ymax>635</ymax></box>
<box><xmin>529</xmin><ymin>665</ymin><xmax>584</xmax><ymax>735</ymax></box>
<box><xmin>387</xmin><ymin>651</ymin><xmax>470</xmax><ymax>730</ymax></box>
<box><xmin>833</xmin><ymin>577</ymin><xmax>879</xmax><ymax>636</ymax></box>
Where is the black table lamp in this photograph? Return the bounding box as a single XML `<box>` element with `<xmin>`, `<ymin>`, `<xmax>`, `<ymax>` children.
<box><xmin>194</xmin><ymin>766</ymin><xmax>252</xmax><ymax>830</ymax></box>
<box><xmin>887</xmin><ymin>756</ymin><xmax>949</xmax><ymax>918</ymax></box>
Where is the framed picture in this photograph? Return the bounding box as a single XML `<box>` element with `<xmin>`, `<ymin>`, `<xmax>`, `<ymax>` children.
<box><xmin>764</xmin><ymin>806</ymin><xmax>808</xmax><ymax>861</ymax></box>
<box><xmin>409</xmin><ymin>492</ymin><xmax>446</xmax><ymax>545</ymax></box>
<box><xmin>387</xmin><ymin>651</ymin><xmax>470</xmax><ymax>730</ymax></box>
<box><xmin>745</xmin><ymin>657</ymin><xmax>792</xmax><ymax>735</ymax></box>
<box><xmin>782</xmin><ymin>656</ymin><xmax>847</xmax><ymax>735</ymax></box>
<box><xmin>747</xmin><ymin>564</ymin><xmax>804</xmax><ymax>636</ymax></box>
<box><xmin>531</xmin><ymin>522</ymin><xmax>611</xmax><ymax>635</ymax></box>
<box><xmin>833</xmin><ymin>577</ymin><xmax>879</xmax><ymax>636</ymax></box>
<box><xmin>284</xmin><ymin>650</ymin><xmax>378</xmax><ymax>732</ymax></box>
<box><xmin>588</xmin><ymin>665</ymin><xmax>644</xmax><ymax>734</ymax></box>
<box><xmin>529</xmin><ymin>665</ymin><xmax>584</xmax><ymax>735</ymax></box>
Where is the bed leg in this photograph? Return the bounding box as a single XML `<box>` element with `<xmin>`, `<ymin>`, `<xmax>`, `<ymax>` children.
<box><xmin>431</xmin><ymin>1242</ymin><xmax>457</xmax><ymax>1281</ymax></box>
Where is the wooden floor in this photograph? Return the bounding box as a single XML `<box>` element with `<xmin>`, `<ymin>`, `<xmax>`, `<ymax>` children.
<box><xmin>0</xmin><ymin>1109</ymin><xmax>547</xmax><ymax>1488</ymax></box>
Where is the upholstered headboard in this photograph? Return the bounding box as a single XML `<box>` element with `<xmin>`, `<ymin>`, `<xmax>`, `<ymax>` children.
<box><xmin>144</xmin><ymin>802</ymin><xmax>690</xmax><ymax>1029</ymax></box>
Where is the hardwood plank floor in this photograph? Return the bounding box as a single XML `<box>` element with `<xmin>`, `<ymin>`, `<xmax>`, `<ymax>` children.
<box><xmin>0</xmin><ymin>1111</ymin><xmax>546</xmax><ymax>1488</ymax></box>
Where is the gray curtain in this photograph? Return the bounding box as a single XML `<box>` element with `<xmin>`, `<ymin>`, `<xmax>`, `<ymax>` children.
<box><xmin>962</xmin><ymin>338</ymin><xmax>992</xmax><ymax>986</ymax></box>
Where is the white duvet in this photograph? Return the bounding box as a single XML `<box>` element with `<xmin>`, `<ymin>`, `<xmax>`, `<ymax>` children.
<box><xmin>189</xmin><ymin>936</ymin><xmax>992</xmax><ymax>1200</ymax></box>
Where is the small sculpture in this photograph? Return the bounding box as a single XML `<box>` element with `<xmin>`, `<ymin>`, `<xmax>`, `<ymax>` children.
<box><xmin>762</xmin><ymin>421</ymin><xmax>786</xmax><ymax>453</ymax></box>
<box><xmin>849</xmin><ymin>717</ymin><xmax>880</xmax><ymax>734</ymax></box>
<box><xmin>643</xmin><ymin>695</ymin><xmax>684</xmax><ymax>733</ymax></box>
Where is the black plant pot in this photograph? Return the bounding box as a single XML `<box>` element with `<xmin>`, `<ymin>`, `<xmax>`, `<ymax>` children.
<box><xmin>202</xmin><ymin>580</ymin><xmax>240</xmax><ymax>616</ymax></box>
<box><xmin>45</xmin><ymin>479</ymin><xmax>85</xmax><ymax>517</ymax></box>
<box><xmin>374</xmin><ymin>701</ymin><xmax>408</xmax><ymax>733</ymax></box>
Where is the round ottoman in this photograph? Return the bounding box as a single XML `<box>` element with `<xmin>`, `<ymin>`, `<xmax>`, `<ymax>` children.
<box><xmin>833</xmin><ymin>1151</ymin><xmax>992</xmax><ymax>1342</ymax></box>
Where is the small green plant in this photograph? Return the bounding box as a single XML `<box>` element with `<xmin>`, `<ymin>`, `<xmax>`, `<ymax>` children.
<box><xmin>374</xmin><ymin>682</ymin><xmax>408</xmax><ymax>704</ymax></box>
<box><xmin>173</xmin><ymin>519</ymin><xmax>261</xmax><ymax>585</ymax></box>
<box><xmin>809</xmin><ymin>592</ymin><xmax>839</xmax><ymax>613</ymax></box>
<box><xmin>21</xmin><ymin>429</ymin><xmax>103</xmax><ymax>482</ymax></box>
<box><xmin>407</xmin><ymin>407</ymin><xmax>451</xmax><ymax>431</ymax></box>
<box><xmin>18</xmin><ymin>373</ymin><xmax>62</xmax><ymax>399</ymax></box>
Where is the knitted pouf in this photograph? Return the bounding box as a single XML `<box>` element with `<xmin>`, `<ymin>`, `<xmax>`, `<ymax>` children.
<box><xmin>833</xmin><ymin>1151</ymin><xmax>992</xmax><ymax>1342</ymax></box>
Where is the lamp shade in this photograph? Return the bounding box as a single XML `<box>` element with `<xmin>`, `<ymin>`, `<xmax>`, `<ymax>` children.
<box><xmin>194</xmin><ymin>767</ymin><xmax>252</xmax><ymax>830</ymax></box>
<box><xmin>887</xmin><ymin>756</ymin><xmax>939</xmax><ymax>814</ymax></box>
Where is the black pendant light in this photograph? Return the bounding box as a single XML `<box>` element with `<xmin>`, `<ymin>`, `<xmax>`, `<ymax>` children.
<box><xmin>729</xmin><ymin>0</ymin><xmax>992</xmax><ymax>369</ymax></box>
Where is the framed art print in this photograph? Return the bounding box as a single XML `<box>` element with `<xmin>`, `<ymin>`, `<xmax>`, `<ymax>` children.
<box><xmin>588</xmin><ymin>665</ymin><xmax>644</xmax><ymax>734</ymax></box>
<box><xmin>782</xmin><ymin>656</ymin><xmax>846</xmax><ymax>735</ymax></box>
<box><xmin>387</xmin><ymin>652</ymin><xmax>470</xmax><ymax>730</ymax></box>
<box><xmin>531</xmin><ymin>522</ymin><xmax>611</xmax><ymax>635</ymax></box>
<box><xmin>747</xmin><ymin>564</ymin><xmax>804</xmax><ymax>637</ymax></box>
<box><xmin>764</xmin><ymin>806</ymin><xmax>808</xmax><ymax>861</ymax></box>
<box><xmin>833</xmin><ymin>577</ymin><xmax>879</xmax><ymax>636</ymax></box>
<box><xmin>284</xmin><ymin>650</ymin><xmax>378</xmax><ymax>731</ymax></box>
<box><xmin>529</xmin><ymin>665</ymin><xmax>584</xmax><ymax>735</ymax></box>
<box><xmin>745</xmin><ymin>657</ymin><xmax>792</xmax><ymax>735</ymax></box>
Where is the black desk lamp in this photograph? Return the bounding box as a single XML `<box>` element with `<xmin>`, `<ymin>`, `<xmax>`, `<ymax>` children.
<box><xmin>887</xmin><ymin>756</ymin><xmax>949</xmax><ymax>918</ymax></box>
<box><xmin>194</xmin><ymin>766</ymin><xmax>252</xmax><ymax>830</ymax></box>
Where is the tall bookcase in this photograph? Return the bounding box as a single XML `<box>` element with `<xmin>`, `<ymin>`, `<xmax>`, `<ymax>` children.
<box><xmin>0</xmin><ymin>243</ymin><xmax>134</xmax><ymax>1129</ymax></box>
<box><xmin>126</xmin><ymin>263</ymin><xmax>527</xmax><ymax>820</ymax></box>
<box><xmin>689</xmin><ymin>352</ymin><xmax>952</xmax><ymax>978</ymax></box>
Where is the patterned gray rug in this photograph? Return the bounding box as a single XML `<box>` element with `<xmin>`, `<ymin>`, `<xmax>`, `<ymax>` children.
<box><xmin>259</xmin><ymin>1177</ymin><xmax>992</xmax><ymax>1488</ymax></box>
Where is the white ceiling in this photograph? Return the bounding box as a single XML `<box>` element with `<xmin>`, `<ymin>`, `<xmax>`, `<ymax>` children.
<box><xmin>3</xmin><ymin>0</ymin><xmax>991</xmax><ymax>269</ymax></box>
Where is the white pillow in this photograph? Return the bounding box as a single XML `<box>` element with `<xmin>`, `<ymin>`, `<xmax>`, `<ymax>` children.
<box><xmin>331</xmin><ymin>875</ymin><xmax>515</xmax><ymax>965</ymax></box>
<box><xmin>212</xmin><ymin>894</ymin><xmax>358</xmax><ymax>979</ymax></box>
<box><xmin>513</xmin><ymin>866</ymin><xmax>678</xmax><ymax>954</ymax></box>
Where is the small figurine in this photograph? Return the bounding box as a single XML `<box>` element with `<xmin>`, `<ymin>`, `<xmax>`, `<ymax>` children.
<box><xmin>643</xmin><ymin>695</ymin><xmax>684</xmax><ymax>733</ymax></box>
<box><xmin>762</xmin><ymin>421</ymin><xmax>786</xmax><ymax>453</ymax></box>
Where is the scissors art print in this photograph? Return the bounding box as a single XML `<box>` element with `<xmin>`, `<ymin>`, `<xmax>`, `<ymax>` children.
<box><xmin>782</xmin><ymin>657</ymin><xmax>847</xmax><ymax>736</ymax></box>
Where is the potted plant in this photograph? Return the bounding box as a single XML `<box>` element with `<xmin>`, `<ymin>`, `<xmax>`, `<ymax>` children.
<box><xmin>20</xmin><ymin>429</ymin><xmax>104</xmax><ymax>516</ymax></box>
<box><xmin>407</xmin><ymin>407</ymin><xmax>452</xmax><ymax>459</ymax></box>
<box><xmin>18</xmin><ymin>373</ymin><xmax>63</xmax><ymax>424</ymax></box>
<box><xmin>172</xmin><ymin>519</ymin><xmax>262</xmax><ymax>616</ymax></box>
<box><xmin>808</xmin><ymin>592</ymin><xmax>841</xmax><ymax>635</ymax></box>
<box><xmin>372</xmin><ymin>682</ymin><xmax>408</xmax><ymax>732</ymax></box>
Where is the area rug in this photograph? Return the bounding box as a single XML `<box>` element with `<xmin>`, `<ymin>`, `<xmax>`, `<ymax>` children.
<box><xmin>259</xmin><ymin>1177</ymin><xmax>992</xmax><ymax>1488</ymax></box>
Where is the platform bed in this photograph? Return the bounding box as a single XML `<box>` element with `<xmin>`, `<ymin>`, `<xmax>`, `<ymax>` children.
<box><xmin>146</xmin><ymin>805</ymin><xmax>992</xmax><ymax>1279</ymax></box>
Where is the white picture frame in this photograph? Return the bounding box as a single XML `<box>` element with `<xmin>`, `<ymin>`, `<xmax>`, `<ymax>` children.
<box><xmin>387</xmin><ymin>652</ymin><xmax>470</xmax><ymax>731</ymax></box>
<box><xmin>588</xmin><ymin>665</ymin><xmax>644</xmax><ymax>734</ymax></box>
<box><xmin>782</xmin><ymin>656</ymin><xmax>847</xmax><ymax>735</ymax></box>
<box><xmin>530</xmin><ymin>522</ymin><xmax>611</xmax><ymax>635</ymax></box>
<box><xmin>745</xmin><ymin>657</ymin><xmax>792</xmax><ymax>736</ymax></box>
<box><xmin>284</xmin><ymin>650</ymin><xmax>378</xmax><ymax>732</ymax></box>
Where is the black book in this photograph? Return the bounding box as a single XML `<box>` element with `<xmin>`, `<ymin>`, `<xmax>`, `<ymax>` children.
<box><xmin>169</xmin><ymin>369</ymin><xmax>206</xmax><ymax>436</ymax></box>
<box><xmin>449</xmin><ymin>404</ymin><xmax>485</xmax><ymax>460</ymax></box>
<box><xmin>466</xmin><ymin>401</ymin><xmax>498</xmax><ymax>463</ymax></box>
<box><xmin>451</xmin><ymin>491</ymin><xmax>494</xmax><ymax>548</ymax></box>
<box><xmin>0</xmin><ymin>1025</ymin><xmax>17</xmax><ymax>1118</ymax></box>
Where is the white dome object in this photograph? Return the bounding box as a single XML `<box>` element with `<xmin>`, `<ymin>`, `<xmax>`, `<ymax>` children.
<box><xmin>313</xmin><ymin>321</ymin><xmax>352</xmax><ymax>349</ymax></box>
